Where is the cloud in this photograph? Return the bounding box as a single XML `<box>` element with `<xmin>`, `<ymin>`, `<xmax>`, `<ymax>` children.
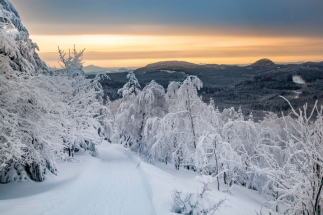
<box><xmin>10</xmin><ymin>0</ymin><xmax>323</xmax><ymax>38</ymax></box>
<box><xmin>10</xmin><ymin>0</ymin><xmax>323</xmax><ymax>66</ymax></box>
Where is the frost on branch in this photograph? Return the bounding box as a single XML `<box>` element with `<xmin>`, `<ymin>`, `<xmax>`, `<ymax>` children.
<box><xmin>257</xmin><ymin>97</ymin><xmax>323</xmax><ymax>215</ymax></box>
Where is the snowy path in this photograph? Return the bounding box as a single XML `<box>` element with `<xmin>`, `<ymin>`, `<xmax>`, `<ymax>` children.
<box><xmin>0</xmin><ymin>144</ymin><xmax>155</xmax><ymax>215</ymax></box>
<box><xmin>0</xmin><ymin>143</ymin><xmax>272</xmax><ymax>215</ymax></box>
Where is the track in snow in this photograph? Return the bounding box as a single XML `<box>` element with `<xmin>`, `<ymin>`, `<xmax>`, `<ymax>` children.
<box><xmin>0</xmin><ymin>144</ymin><xmax>155</xmax><ymax>215</ymax></box>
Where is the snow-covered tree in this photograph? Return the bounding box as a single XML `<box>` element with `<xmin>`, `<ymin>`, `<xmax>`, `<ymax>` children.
<box><xmin>0</xmin><ymin>0</ymin><xmax>64</xmax><ymax>182</ymax></box>
<box><xmin>0</xmin><ymin>69</ymin><xmax>67</xmax><ymax>183</ymax></box>
<box><xmin>0</xmin><ymin>1</ymin><xmax>112</xmax><ymax>182</ymax></box>
<box><xmin>0</xmin><ymin>0</ymin><xmax>46</xmax><ymax>76</ymax></box>
<box><xmin>134</xmin><ymin>80</ymin><xmax>168</xmax><ymax>154</ymax></box>
<box><xmin>57</xmin><ymin>46</ymin><xmax>111</xmax><ymax>156</ymax></box>
<box><xmin>260</xmin><ymin>98</ymin><xmax>323</xmax><ymax>214</ymax></box>
<box><xmin>222</xmin><ymin>119</ymin><xmax>258</xmax><ymax>186</ymax></box>
<box><xmin>115</xmin><ymin>70</ymin><xmax>141</xmax><ymax>147</ymax></box>
<box><xmin>117</xmin><ymin>70</ymin><xmax>141</xmax><ymax>97</ymax></box>
<box><xmin>143</xmin><ymin>76</ymin><xmax>217</xmax><ymax>170</ymax></box>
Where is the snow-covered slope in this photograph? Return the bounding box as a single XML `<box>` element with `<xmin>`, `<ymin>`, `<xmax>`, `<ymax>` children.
<box><xmin>0</xmin><ymin>143</ymin><xmax>272</xmax><ymax>215</ymax></box>
<box><xmin>139</xmin><ymin>156</ymin><xmax>274</xmax><ymax>215</ymax></box>
<box><xmin>0</xmin><ymin>144</ymin><xmax>155</xmax><ymax>215</ymax></box>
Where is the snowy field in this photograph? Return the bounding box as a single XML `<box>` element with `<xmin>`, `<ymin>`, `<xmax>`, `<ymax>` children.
<box><xmin>0</xmin><ymin>143</ymin><xmax>273</xmax><ymax>215</ymax></box>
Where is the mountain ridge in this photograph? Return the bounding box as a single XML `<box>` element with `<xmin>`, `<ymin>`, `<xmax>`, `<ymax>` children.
<box><xmin>94</xmin><ymin>58</ymin><xmax>323</xmax><ymax>120</ymax></box>
<box><xmin>82</xmin><ymin>65</ymin><xmax>137</xmax><ymax>74</ymax></box>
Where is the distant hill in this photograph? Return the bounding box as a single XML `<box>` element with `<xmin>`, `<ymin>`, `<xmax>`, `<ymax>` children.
<box><xmin>250</xmin><ymin>58</ymin><xmax>275</xmax><ymax>67</ymax></box>
<box><xmin>135</xmin><ymin>59</ymin><xmax>278</xmax><ymax>75</ymax></box>
<box><xmin>135</xmin><ymin>61</ymin><xmax>200</xmax><ymax>74</ymax></box>
<box><xmin>83</xmin><ymin>65</ymin><xmax>109</xmax><ymax>74</ymax></box>
<box><xmin>132</xmin><ymin>59</ymin><xmax>280</xmax><ymax>88</ymax></box>
<box><xmin>83</xmin><ymin>65</ymin><xmax>137</xmax><ymax>74</ymax></box>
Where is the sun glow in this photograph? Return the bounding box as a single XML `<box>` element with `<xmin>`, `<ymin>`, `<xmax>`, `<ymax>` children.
<box><xmin>31</xmin><ymin>34</ymin><xmax>323</xmax><ymax>67</ymax></box>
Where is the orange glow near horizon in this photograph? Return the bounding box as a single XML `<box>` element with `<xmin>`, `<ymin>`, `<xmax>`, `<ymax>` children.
<box><xmin>31</xmin><ymin>34</ymin><xmax>323</xmax><ymax>68</ymax></box>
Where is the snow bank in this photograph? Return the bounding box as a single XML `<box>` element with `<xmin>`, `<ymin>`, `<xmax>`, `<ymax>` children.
<box><xmin>139</xmin><ymin>156</ymin><xmax>275</xmax><ymax>215</ymax></box>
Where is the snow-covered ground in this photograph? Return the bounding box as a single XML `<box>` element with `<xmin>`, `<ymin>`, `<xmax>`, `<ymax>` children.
<box><xmin>0</xmin><ymin>143</ymin><xmax>273</xmax><ymax>215</ymax></box>
<box><xmin>292</xmin><ymin>75</ymin><xmax>306</xmax><ymax>85</ymax></box>
<box><xmin>0</xmin><ymin>144</ymin><xmax>154</xmax><ymax>215</ymax></box>
<box><xmin>139</xmin><ymin>157</ymin><xmax>273</xmax><ymax>215</ymax></box>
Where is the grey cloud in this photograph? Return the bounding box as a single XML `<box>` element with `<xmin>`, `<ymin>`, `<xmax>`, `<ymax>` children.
<box><xmin>10</xmin><ymin>0</ymin><xmax>323</xmax><ymax>37</ymax></box>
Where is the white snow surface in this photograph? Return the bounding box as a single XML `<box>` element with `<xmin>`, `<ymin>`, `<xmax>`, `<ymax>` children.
<box><xmin>140</xmin><ymin>161</ymin><xmax>274</xmax><ymax>215</ymax></box>
<box><xmin>292</xmin><ymin>75</ymin><xmax>306</xmax><ymax>84</ymax></box>
<box><xmin>0</xmin><ymin>143</ymin><xmax>272</xmax><ymax>215</ymax></box>
<box><xmin>0</xmin><ymin>144</ymin><xmax>155</xmax><ymax>215</ymax></box>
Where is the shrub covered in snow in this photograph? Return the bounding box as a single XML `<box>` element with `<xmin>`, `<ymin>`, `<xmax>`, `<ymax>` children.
<box><xmin>172</xmin><ymin>176</ymin><xmax>225</xmax><ymax>215</ymax></box>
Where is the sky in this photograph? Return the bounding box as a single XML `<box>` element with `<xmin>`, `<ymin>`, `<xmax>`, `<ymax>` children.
<box><xmin>10</xmin><ymin>0</ymin><xmax>323</xmax><ymax>67</ymax></box>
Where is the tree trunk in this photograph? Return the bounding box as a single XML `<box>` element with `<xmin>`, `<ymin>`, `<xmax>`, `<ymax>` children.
<box><xmin>314</xmin><ymin>176</ymin><xmax>323</xmax><ymax>215</ymax></box>
<box><xmin>138</xmin><ymin>112</ymin><xmax>145</xmax><ymax>154</ymax></box>
<box><xmin>178</xmin><ymin>157</ymin><xmax>180</xmax><ymax>170</ymax></box>
<box><xmin>24</xmin><ymin>162</ymin><xmax>44</xmax><ymax>182</ymax></box>
<box><xmin>224</xmin><ymin>172</ymin><xmax>227</xmax><ymax>185</ymax></box>
<box><xmin>214</xmin><ymin>140</ymin><xmax>220</xmax><ymax>191</ymax></box>
<box><xmin>276</xmin><ymin>183</ymin><xmax>279</xmax><ymax>212</ymax></box>
<box><xmin>127</xmin><ymin>136</ymin><xmax>130</xmax><ymax>146</ymax></box>
<box><xmin>186</xmin><ymin>89</ymin><xmax>196</xmax><ymax>149</ymax></box>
